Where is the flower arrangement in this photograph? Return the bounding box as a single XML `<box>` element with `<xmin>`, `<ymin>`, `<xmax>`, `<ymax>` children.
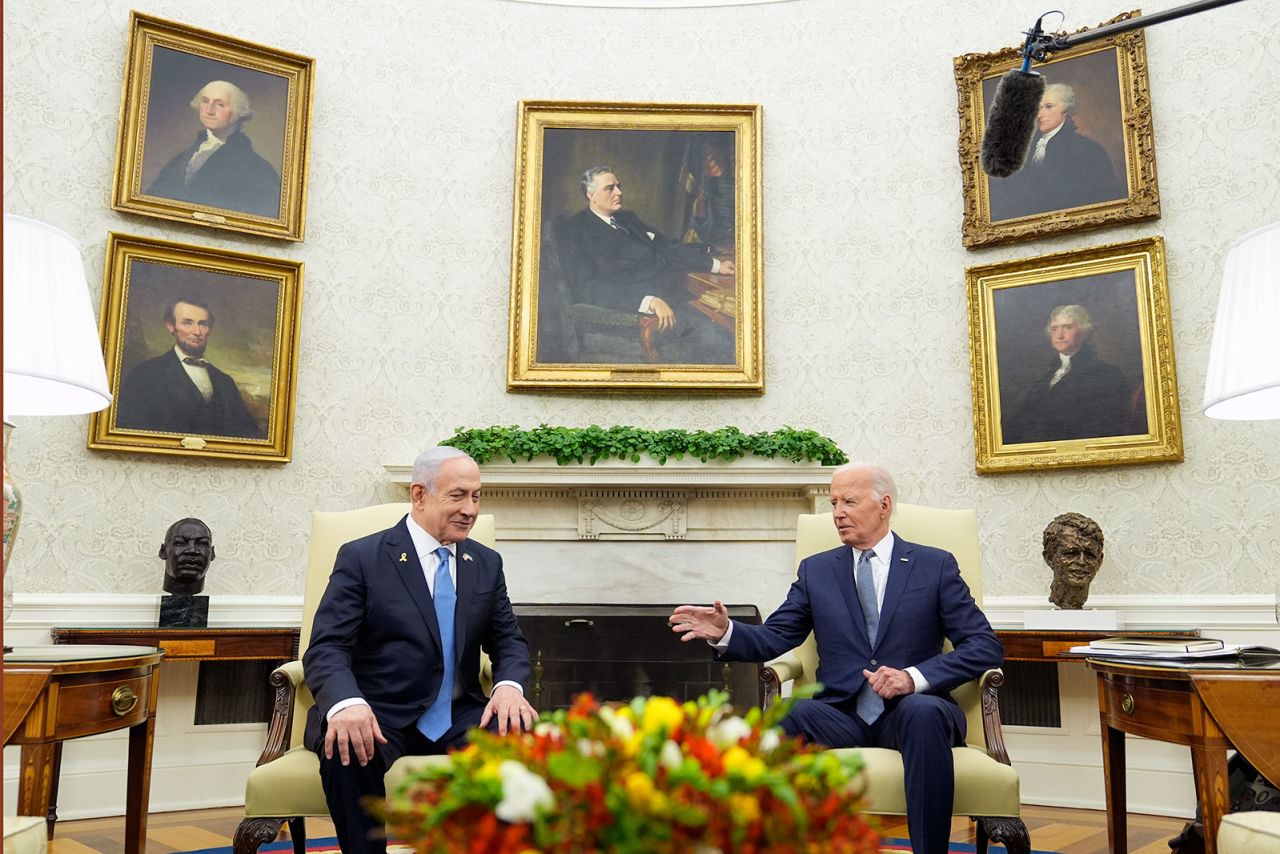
<box><xmin>379</xmin><ymin>690</ymin><xmax>880</xmax><ymax>853</ymax></box>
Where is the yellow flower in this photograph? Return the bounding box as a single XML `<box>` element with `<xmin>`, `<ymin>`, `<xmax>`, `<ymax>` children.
<box><xmin>640</xmin><ymin>696</ymin><xmax>684</xmax><ymax>735</ymax></box>
<box><xmin>624</xmin><ymin>770</ymin><xmax>656</xmax><ymax>809</ymax></box>
<box><xmin>622</xmin><ymin>731</ymin><xmax>643</xmax><ymax>757</ymax></box>
<box><xmin>476</xmin><ymin>759</ymin><xmax>502</xmax><ymax>782</ymax></box>
<box><xmin>729</xmin><ymin>792</ymin><xmax>761</xmax><ymax>823</ymax></box>
<box><xmin>721</xmin><ymin>747</ymin><xmax>767</xmax><ymax>782</ymax></box>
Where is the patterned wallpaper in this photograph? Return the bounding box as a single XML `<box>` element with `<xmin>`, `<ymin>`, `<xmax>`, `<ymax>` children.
<box><xmin>4</xmin><ymin>0</ymin><xmax>1278</xmax><ymax>602</ymax></box>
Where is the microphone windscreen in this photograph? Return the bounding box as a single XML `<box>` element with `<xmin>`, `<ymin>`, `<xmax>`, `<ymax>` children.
<box><xmin>980</xmin><ymin>70</ymin><xmax>1045</xmax><ymax>178</ymax></box>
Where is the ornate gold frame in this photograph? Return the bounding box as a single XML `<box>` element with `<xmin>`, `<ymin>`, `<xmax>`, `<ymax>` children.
<box><xmin>507</xmin><ymin>100</ymin><xmax>764</xmax><ymax>393</ymax></box>
<box><xmin>111</xmin><ymin>12</ymin><xmax>314</xmax><ymax>241</ymax></box>
<box><xmin>966</xmin><ymin>236</ymin><xmax>1182</xmax><ymax>473</ymax></box>
<box><xmin>954</xmin><ymin>12</ymin><xmax>1159</xmax><ymax>249</ymax></box>
<box><xmin>88</xmin><ymin>233</ymin><xmax>304</xmax><ymax>462</ymax></box>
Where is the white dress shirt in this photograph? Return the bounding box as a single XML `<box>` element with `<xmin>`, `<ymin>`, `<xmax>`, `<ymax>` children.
<box><xmin>175</xmin><ymin>346</ymin><xmax>214</xmax><ymax>402</ymax></box>
<box><xmin>1032</xmin><ymin>123</ymin><xmax>1064</xmax><ymax>164</ymax></box>
<box><xmin>1049</xmin><ymin>353</ymin><xmax>1072</xmax><ymax>387</ymax></box>
<box><xmin>715</xmin><ymin>530</ymin><xmax>930</xmax><ymax>694</ymax></box>
<box><xmin>326</xmin><ymin>514</ymin><xmax>522</xmax><ymax>721</ymax></box>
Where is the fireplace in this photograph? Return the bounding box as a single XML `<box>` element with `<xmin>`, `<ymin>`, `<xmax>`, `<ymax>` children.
<box><xmin>514</xmin><ymin>603</ymin><xmax>763</xmax><ymax>711</ymax></box>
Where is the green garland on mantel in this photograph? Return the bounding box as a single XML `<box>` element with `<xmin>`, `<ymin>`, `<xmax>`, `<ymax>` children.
<box><xmin>442</xmin><ymin>425</ymin><xmax>849</xmax><ymax>466</ymax></box>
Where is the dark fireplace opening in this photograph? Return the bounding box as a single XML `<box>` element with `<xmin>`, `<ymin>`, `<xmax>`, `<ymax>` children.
<box><xmin>512</xmin><ymin>603</ymin><xmax>763</xmax><ymax>712</ymax></box>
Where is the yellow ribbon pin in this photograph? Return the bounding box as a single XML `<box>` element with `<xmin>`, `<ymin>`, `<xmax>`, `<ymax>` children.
<box><xmin>399</xmin><ymin>552</ymin><xmax>408</xmax><ymax>562</ymax></box>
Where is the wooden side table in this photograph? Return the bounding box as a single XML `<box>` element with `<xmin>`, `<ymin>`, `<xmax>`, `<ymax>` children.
<box><xmin>3</xmin><ymin>645</ymin><xmax>164</xmax><ymax>852</ymax></box>
<box><xmin>996</xmin><ymin>628</ymin><xmax>1200</xmax><ymax>662</ymax></box>
<box><xmin>1088</xmin><ymin>657</ymin><xmax>1280</xmax><ymax>853</ymax></box>
<box><xmin>50</xmin><ymin>626</ymin><xmax>299</xmax><ymax>661</ymax></box>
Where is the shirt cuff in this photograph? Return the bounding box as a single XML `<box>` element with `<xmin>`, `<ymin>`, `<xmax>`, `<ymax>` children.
<box><xmin>708</xmin><ymin>620</ymin><xmax>735</xmax><ymax>651</ymax></box>
<box><xmin>326</xmin><ymin>696</ymin><xmax>369</xmax><ymax>721</ymax></box>
<box><xmin>710</xmin><ymin>258</ymin><xmax>721</xmax><ymax>274</ymax></box>
<box><xmin>905</xmin><ymin>666</ymin><xmax>929</xmax><ymax>693</ymax></box>
<box><xmin>639</xmin><ymin>295</ymin><xmax>655</xmax><ymax>314</ymax></box>
<box><xmin>493</xmin><ymin>680</ymin><xmax>523</xmax><ymax>695</ymax></box>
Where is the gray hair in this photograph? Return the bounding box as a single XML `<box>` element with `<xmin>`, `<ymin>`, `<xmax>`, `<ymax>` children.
<box><xmin>410</xmin><ymin>446</ymin><xmax>475</xmax><ymax>493</ymax></box>
<box><xmin>579</xmin><ymin>165</ymin><xmax>616</xmax><ymax>200</ymax></box>
<box><xmin>833</xmin><ymin>462</ymin><xmax>897</xmax><ymax>506</ymax></box>
<box><xmin>190</xmin><ymin>80</ymin><xmax>254</xmax><ymax>123</ymax></box>
<box><xmin>1043</xmin><ymin>82</ymin><xmax>1076</xmax><ymax>113</ymax></box>
<box><xmin>1045</xmin><ymin>304</ymin><xmax>1094</xmax><ymax>337</ymax></box>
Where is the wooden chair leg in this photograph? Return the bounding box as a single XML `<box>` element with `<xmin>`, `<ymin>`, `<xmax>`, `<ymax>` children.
<box><xmin>233</xmin><ymin>817</ymin><xmax>285</xmax><ymax>854</ymax></box>
<box><xmin>978</xmin><ymin>816</ymin><xmax>1031</xmax><ymax>854</ymax></box>
<box><xmin>973</xmin><ymin>815</ymin><xmax>989</xmax><ymax>854</ymax></box>
<box><xmin>287</xmin><ymin>817</ymin><xmax>307</xmax><ymax>854</ymax></box>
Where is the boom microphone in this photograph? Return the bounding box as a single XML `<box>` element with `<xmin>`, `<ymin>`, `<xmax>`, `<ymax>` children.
<box><xmin>980</xmin><ymin>70</ymin><xmax>1045</xmax><ymax>177</ymax></box>
<box><xmin>980</xmin><ymin>15</ymin><xmax>1049</xmax><ymax>178</ymax></box>
<box><xmin>980</xmin><ymin>0</ymin><xmax>1249</xmax><ymax>178</ymax></box>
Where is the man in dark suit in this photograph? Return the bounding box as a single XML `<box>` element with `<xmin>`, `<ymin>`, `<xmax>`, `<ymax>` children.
<box><xmin>304</xmin><ymin>447</ymin><xmax>536</xmax><ymax>854</ymax></box>
<box><xmin>670</xmin><ymin>464</ymin><xmax>1002</xmax><ymax>854</ymax></box>
<box><xmin>557</xmin><ymin>165</ymin><xmax>736</xmax><ymax>364</ymax></box>
<box><xmin>145</xmin><ymin>80</ymin><xmax>281</xmax><ymax>218</ymax></box>
<box><xmin>115</xmin><ymin>297</ymin><xmax>265</xmax><ymax>439</ymax></box>
<box><xmin>1002</xmin><ymin>304</ymin><xmax>1140</xmax><ymax>444</ymax></box>
<box><xmin>989</xmin><ymin>82</ymin><xmax>1127</xmax><ymax>221</ymax></box>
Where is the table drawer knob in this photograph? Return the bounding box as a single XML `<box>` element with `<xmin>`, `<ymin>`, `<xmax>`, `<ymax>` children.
<box><xmin>1121</xmin><ymin>693</ymin><xmax>1135</xmax><ymax>715</ymax></box>
<box><xmin>111</xmin><ymin>686</ymin><xmax>139</xmax><ymax>716</ymax></box>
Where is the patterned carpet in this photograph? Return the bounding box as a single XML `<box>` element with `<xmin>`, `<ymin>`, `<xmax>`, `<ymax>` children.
<box><xmin>183</xmin><ymin>836</ymin><xmax>1061</xmax><ymax>854</ymax></box>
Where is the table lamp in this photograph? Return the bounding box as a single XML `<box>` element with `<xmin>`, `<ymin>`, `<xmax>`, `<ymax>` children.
<box><xmin>1203</xmin><ymin>221</ymin><xmax>1280</xmax><ymax>420</ymax></box>
<box><xmin>3</xmin><ymin>213</ymin><xmax>112</xmax><ymax>631</ymax></box>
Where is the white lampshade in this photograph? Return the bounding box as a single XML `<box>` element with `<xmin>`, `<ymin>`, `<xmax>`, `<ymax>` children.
<box><xmin>3</xmin><ymin>214</ymin><xmax>111</xmax><ymax>417</ymax></box>
<box><xmin>1202</xmin><ymin>221</ymin><xmax>1280</xmax><ymax>420</ymax></box>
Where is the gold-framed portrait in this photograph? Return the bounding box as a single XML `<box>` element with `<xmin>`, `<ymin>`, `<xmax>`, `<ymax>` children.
<box><xmin>966</xmin><ymin>236</ymin><xmax>1182</xmax><ymax>473</ymax></box>
<box><xmin>954</xmin><ymin>11</ymin><xmax>1160</xmax><ymax>249</ymax></box>
<box><xmin>507</xmin><ymin>100</ymin><xmax>763</xmax><ymax>393</ymax></box>
<box><xmin>88</xmin><ymin>233</ymin><xmax>303</xmax><ymax>462</ymax></box>
<box><xmin>111</xmin><ymin>12</ymin><xmax>315</xmax><ymax>241</ymax></box>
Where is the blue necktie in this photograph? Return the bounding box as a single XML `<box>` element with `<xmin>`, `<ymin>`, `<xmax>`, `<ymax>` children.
<box><xmin>417</xmin><ymin>546</ymin><xmax>455</xmax><ymax>740</ymax></box>
<box><xmin>854</xmin><ymin>548</ymin><xmax>884</xmax><ymax>725</ymax></box>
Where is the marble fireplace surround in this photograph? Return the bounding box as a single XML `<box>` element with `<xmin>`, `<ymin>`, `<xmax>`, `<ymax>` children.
<box><xmin>385</xmin><ymin>458</ymin><xmax>837</xmax><ymax>610</ymax></box>
<box><xmin>384</xmin><ymin>458</ymin><xmax>836</xmax><ymax>541</ymax></box>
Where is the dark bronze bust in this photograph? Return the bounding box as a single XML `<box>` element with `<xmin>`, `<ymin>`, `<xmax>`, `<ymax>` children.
<box><xmin>1042</xmin><ymin>512</ymin><xmax>1104</xmax><ymax>610</ymax></box>
<box><xmin>159</xmin><ymin>518</ymin><xmax>214</xmax><ymax>627</ymax></box>
<box><xmin>160</xmin><ymin>517</ymin><xmax>215</xmax><ymax>595</ymax></box>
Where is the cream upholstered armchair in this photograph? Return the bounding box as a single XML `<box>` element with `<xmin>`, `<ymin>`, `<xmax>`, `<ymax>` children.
<box><xmin>233</xmin><ymin>505</ymin><xmax>495</xmax><ymax>854</ymax></box>
<box><xmin>761</xmin><ymin>506</ymin><xmax>1030</xmax><ymax>854</ymax></box>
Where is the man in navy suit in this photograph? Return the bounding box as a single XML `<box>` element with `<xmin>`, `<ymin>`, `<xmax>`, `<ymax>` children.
<box><xmin>670</xmin><ymin>463</ymin><xmax>1002</xmax><ymax>854</ymax></box>
<box><xmin>304</xmin><ymin>447</ymin><xmax>536</xmax><ymax>854</ymax></box>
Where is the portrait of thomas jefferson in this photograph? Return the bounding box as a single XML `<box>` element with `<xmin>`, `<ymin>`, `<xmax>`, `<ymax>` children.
<box><xmin>1002</xmin><ymin>303</ymin><xmax>1143</xmax><ymax>445</ymax></box>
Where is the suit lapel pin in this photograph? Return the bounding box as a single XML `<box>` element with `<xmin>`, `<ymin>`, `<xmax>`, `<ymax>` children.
<box><xmin>399</xmin><ymin>552</ymin><xmax>408</xmax><ymax>562</ymax></box>
<box><xmin>899</xmin><ymin>557</ymin><xmax>908</xmax><ymax>562</ymax></box>
<box><xmin>462</xmin><ymin>553</ymin><xmax>473</xmax><ymax>562</ymax></box>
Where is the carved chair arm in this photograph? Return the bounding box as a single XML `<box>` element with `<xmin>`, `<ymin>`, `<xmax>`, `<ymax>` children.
<box><xmin>254</xmin><ymin>659</ymin><xmax>306</xmax><ymax>767</ymax></box>
<box><xmin>760</xmin><ymin>651</ymin><xmax>806</xmax><ymax>708</ymax></box>
<box><xmin>978</xmin><ymin>668</ymin><xmax>1012</xmax><ymax>766</ymax></box>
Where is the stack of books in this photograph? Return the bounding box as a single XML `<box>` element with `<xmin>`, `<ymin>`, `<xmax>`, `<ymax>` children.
<box><xmin>1069</xmin><ymin>636</ymin><xmax>1279</xmax><ymax>661</ymax></box>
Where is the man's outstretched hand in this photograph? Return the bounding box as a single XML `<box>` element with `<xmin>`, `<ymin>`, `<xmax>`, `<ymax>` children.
<box><xmin>669</xmin><ymin>599</ymin><xmax>729</xmax><ymax>643</ymax></box>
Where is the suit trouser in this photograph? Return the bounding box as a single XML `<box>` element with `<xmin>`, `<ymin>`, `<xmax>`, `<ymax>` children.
<box><xmin>783</xmin><ymin>694</ymin><xmax>966</xmax><ymax>854</ymax></box>
<box><xmin>315</xmin><ymin>699</ymin><xmax>488</xmax><ymax>854</ymax></box>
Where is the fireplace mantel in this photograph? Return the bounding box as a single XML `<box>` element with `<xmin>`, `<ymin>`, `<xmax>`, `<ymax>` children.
<box><xmin>384</xmin><ymin>458</ymin><xmax>835</xmax><ymax>541</ymax></box>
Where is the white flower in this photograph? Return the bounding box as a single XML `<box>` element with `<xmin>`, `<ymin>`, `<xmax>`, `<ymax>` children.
<box><xmin>758</xmin><ymin>728</ymin><xmax>781</xmax><ymax>754</ymax></box>
<box><xmin>533</xmin><ymin>721</ymin><xmax>562</xmax><ymax>739</ymax></box>
<box><xmin>494</xmin><ymin>760</ymin><xmax>554</xmax><ymax>823</ymax></box>
<box><xmin>577</xmin><ymin>737</ymin><xmax>605</xmax><ymax>757</ymax></box>
<box><xmin>598</xmin><ymin>705</ymin><xmax>635</xmax><ymax>739</ymax></box>
<box><xmin>659</xmin><ymin>738</ymin><xmax>684</xmax><ymax>772</ymax></box>
<box><xmin>707</xmin><ymin>715</ymin><xmax>752</xmax><ymax>749</ymax></box>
